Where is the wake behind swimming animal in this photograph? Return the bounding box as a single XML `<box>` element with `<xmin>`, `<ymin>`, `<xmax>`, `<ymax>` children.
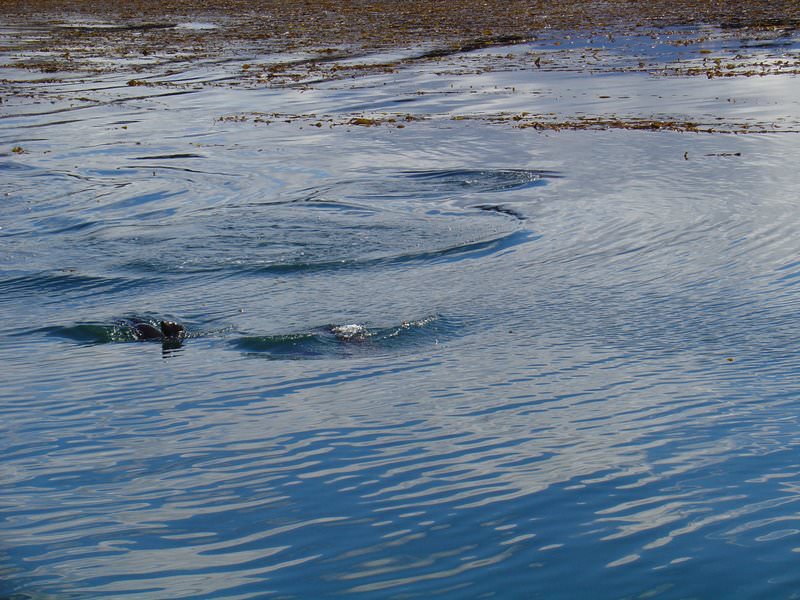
<box><xmin>329</xmin><ymin>324</ymin><xmax>370</xmax><ymax>342</ymax></box>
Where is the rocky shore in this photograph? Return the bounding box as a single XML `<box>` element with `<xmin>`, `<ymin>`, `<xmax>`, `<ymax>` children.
<box><xmin>3</xmin><ymin>0</ymin><xmax>799</xmax><ymax>72</ymax></box>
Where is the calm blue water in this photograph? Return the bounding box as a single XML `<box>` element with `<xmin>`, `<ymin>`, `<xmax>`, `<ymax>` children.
<box><xmin>3</xmin><ymin>23</ymin><xmax>800</xmax><ymax>599</ymax></box>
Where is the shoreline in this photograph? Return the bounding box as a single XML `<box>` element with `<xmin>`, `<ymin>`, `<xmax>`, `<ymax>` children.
<box><xmin>2</xmin><ymin>2</ymin><xmax>800</xmax><ymax>135</ymax></box>
<box><xmin>2</xmin><ymin>1</ymin><xmax>799</xmax><ymax>71</ymax></box>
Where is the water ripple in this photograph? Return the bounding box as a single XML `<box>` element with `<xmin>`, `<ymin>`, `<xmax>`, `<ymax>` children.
<box><xmin>0</xmin><ymin>272</ymin><xmax>146</xmax><ymax>306</ymax></box>
<box><xmin>233</xmin><ymin>315</ymin><xmax>453</xmax><ymax>360</ymax></box>
<box><xmin>4</xmin><ymin>42</ymin><xmax>800</xmax><ymax>599</ymax></box>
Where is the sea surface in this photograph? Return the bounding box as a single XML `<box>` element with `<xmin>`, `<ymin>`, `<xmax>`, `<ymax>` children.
<box><xmin>3</xmin><ymin>22</ymin><xmax>800</xmax><ymax>599</ymax></box>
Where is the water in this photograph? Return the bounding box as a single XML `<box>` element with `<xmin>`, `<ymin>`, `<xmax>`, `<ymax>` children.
<box><xmin>3</xmin><ymin>23</ymin><xmax>800</xmax><ymax>599</ymax></box>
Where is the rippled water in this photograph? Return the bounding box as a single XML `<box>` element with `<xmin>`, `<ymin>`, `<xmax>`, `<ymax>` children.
<box><xmin>3</xmin><ymin>25</ymin><xmax>800</xmax><ymax>599</ymax></box>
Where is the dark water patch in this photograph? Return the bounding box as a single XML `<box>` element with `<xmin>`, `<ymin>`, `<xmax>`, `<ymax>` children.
<box><xmin>0</xmin><ymin>159</ymin><xmax>95</xmax><ymax>185</ymax></box>
<box><xmin>0</xmin><ymin>272</ymin><xmax>146</xmax><ymax>304</ymax></box>
<box><xmin>1</xmin><ymin>215</ymin><xmax>97</xmax><ymax>237</ymax></box>
<box><xmin>383</xmin><ymin>229</ymin><xmax>536</xmax><ymax>265</ymax></box>
<box><xmin>418</xmin><ymin>34</ymin><xmax>531</xmax><ymax>60</ymax></box>
<box><xmin>0</xmin><ymin>160</ymin><xmax>36</xmax><ymax>173</ymax></box>
<box><xmin>1</xmin><ymin>116</ymin><xmax>86</xmax><ymax>128</ymax></box>
<box><xmin>216</xmin><ymin>191</ymin><xmax>381</xmax><ymax>213</ymax></box>
<box><xmin>122</xmin><ymin>164</ymin><xmax>224</xmax><ymax>176</ymax></box>
<box><xmin>46</xmin><ymin>322</ymin><xmax>139</xmax><ymax>344</ymax></box>
<box><xmin>0</xmin><ymin>593</ymin><xmax>40</xmax><ymax>600</ymax></box>
<box><xmin>108</xmin><ymin>196</ymin><xmax>531</xmax><ymax>276</ymax></box>
<box><xmin>337</xmin><ymin>168</ymin><xmax>558</xmax><ymax>202</ymax></box>
<box><xmin>472</xmin><ymin>204</ymin><xmax>527</xmax><ymax>220</ymax></box>
<box><xmin>233</xmin><ymin>315</ymin><xmax>451</xmax><ymax>360</ymax></box>
<box><xmin>278</xmin><ymin>169</ymin><xmax>555</xmax><ymax>210</ymax></box>
<box><xmin>741</xmin><ymin>38</ymin><xmax>798</xmax><ymax>49</ymax></box>
<box><xmin>0</xmin><ymin>161</ymin><xmax>135</xmax><ymax>233</ymax></box>
<box><xmin>98</xmin><ymin>167</ymin><xmax>545</xmax><ymax>277</ymax></box>
<box><xmin>120</xmin><ymin>163</ymin><xmax>237</xmax><ymax>177</ymax></box>
<box><xmin>25</xmin><ymin>216</ymin><xmax>97</xmax><ymax>236</ymax></box>
<box><xmin>96</xmin><ymin>189</ymin><xmax>186</xmax><ymax>213</ymax></box>
<box><xmin>3</xmin><ymin>90</ymin><xmax>200</xmax><ymax>122</ymax></box>
<box><xmin>242</xmin><ymin>230</ymin><xmax>537</xmax><ymax>275</ymax></box>
<box><xmin>131</xmin><ymin>153</ymin><xmax>204</xmax><ymax>160</ymax></box>
<box><xmin>56</xmin><ymin>22</ymin><xmax>178</xmax><ymax>33</ymax></box>
<box><xmin>401</xmin><ymin>168</ymin><xmax>554</xmax><ymax>192</ymax></box>
<box><xmin>108</xmin><ymin>88</ymin><xmax>202</xmax><ymax>104</ymax></box>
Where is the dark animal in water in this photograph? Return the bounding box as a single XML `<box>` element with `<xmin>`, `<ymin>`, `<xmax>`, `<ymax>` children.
<box><xmin>134</xmin><ymin>320</ymin><xmax>185</xmax><ymax>341</ymax></box>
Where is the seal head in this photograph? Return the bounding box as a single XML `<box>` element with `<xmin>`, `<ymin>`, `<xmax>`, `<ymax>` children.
<box><xmin>133</xmin><ymin>320</ymin><xmax>186</xmax><ymax>342</ymax></box>
<box><xmin>160</xmin><ymin>321</ymin><xmax>185</xmax><ymax>339</ymax></box>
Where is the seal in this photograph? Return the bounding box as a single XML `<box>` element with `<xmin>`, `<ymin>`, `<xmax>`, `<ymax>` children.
<box><xmin>133</xmin><ymin>320</ymin><xmax>185</xmax><ymax>342</ymax></box>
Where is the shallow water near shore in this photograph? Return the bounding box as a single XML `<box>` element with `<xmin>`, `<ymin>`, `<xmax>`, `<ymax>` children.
<box><xmin>3</xmin><ymin>22</ymin><xmax>800</xmax><ymax>599</ymax></box>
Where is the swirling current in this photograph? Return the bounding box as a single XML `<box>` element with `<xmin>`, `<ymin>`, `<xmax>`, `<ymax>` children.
<box><xmin>3</xmin><ymin>24</ymin><xmax>800</xmax><ymax>600</ymax></box>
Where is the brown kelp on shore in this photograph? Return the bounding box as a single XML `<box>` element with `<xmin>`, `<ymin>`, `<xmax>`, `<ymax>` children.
<box><xmin>3</xmin><ymin>0</ymin><xmax>800</xmax><ymax>136</ymax></box>
<box><xmin>2</xmin><ymin>0</ymin><xmax>799</xmax><ymax>76</ymax></box>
